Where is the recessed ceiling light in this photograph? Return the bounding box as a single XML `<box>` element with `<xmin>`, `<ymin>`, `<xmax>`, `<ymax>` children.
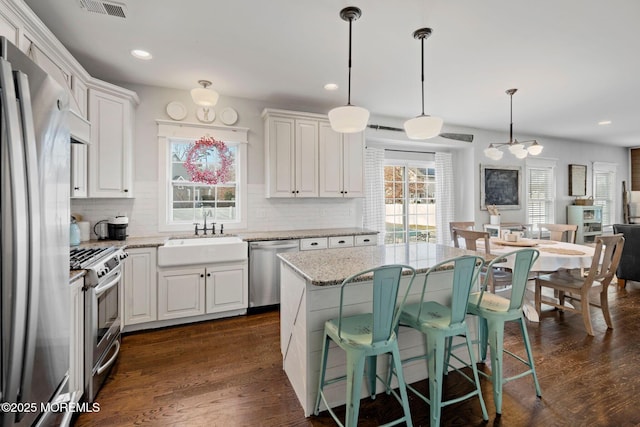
<box><xmin>131</xmin><ymin>49</ymin><xmax>152</xmax><ymax>60</ymax></box>
<box><xmin>324</xmin><ymin>83</ymin><xmax>339</xmax><ymax>91</ymax></box>
<box><xmin>598</xmin><ymin>120</ymin><xmax>612</xmax><ymax>125</ymax></box>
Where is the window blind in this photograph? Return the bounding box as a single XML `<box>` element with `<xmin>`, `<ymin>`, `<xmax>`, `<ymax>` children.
<box><xmin>526</xmin><ymin>158</ymin><xmax>556</xmax><ymax>229</ymax></box>
<box><xmin>593</xmin><ymin>162</ymin><xmax>617</xmax><ymax>225</ymax></box>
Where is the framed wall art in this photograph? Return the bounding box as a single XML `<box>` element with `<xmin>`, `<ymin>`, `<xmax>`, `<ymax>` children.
<box><xmin>568</xmin><ymin>164</ymin><xmax>587</xmax><ymax>196</ymax></box>
<box><xmin>480</xmin><ymin>165</ymin><xmax>521</xmax><ymax>210</ymax></box>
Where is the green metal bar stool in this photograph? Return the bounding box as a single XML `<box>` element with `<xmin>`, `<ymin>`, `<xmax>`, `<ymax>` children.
<box><xmin>313</xmin><ymin>264</ymin><xmax>417</xmax><ymax>427</ymax></box>
<box><xmin>390</xmin><ymin>255</ymin><xmax>489</xmax><ymax>427</ymax></box>
<box><xmin>465</xmin><ymin>248</ymin><xmax>541</xmax><ymax>415</ymax></box>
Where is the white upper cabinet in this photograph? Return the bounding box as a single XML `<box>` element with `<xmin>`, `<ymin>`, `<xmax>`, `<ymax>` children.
<box><xmin>319</xmin><ymin>123</ymin><xmax>364</xmax><ymax>198</ymax></box>
<box><xmin>70</xmin><ymin>142</ymin><xmax>87</xmax><ymax>198</ymax></box>
<box><xmin>264</xmin><ymin>110</ymin><xmax>319</xmax><ymax>198</ymax></box>
<box><xmin>263</xmin><ymin>109</ymin><xmax>364</xmax><ymax>199</ymax></box>
<box><xmin>0</xmin><ymin>5</ymin><xmax>20</xmax><ymax>46</ymax></box>
<box><xmin>88</xmin><ymin>88</ymin><xmax>135</xmax><ymax>198</ymax></box>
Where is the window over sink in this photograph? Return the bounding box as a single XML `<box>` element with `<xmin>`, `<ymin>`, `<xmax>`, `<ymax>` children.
<box><xmin>157</xmin><ymin>121</ymin><xmax>248</xmax><ymax>232</ymax></box>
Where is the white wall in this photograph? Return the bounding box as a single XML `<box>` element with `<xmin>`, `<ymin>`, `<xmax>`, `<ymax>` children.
<box><xmin>71</xmin><ymin>84</ymin><xmax>363</xmax><ymax>237</ymax></box>
<box><xmin>70</xmin><ymin>83</ymin><xmax>629</xmax><ymax>238</ymax></box>
<box><xmin>468</xmin><ymin>127</ymin><xmax>629</xmax><ymax>227</ymax></box>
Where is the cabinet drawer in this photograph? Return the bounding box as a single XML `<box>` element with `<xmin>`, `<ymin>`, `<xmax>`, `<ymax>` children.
<box><xmin>328</xmin><ymin>236</ymin><xmax>354</xmax><ymax>248</ymax></box>
<box><xmin>355</xmin><ymin>234</ymin><xmax>378</xmax><ymax>246</ymax></box>
<box><xmin>300</xmin><ymin>237</ymin><xmax>328</xmax><ymax>251</ymax></box>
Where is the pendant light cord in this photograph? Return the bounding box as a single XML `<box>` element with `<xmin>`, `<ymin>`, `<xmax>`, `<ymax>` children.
<box><xmin>420</xmin><ymin>36</ymin><xmax>425</xmax><ymax>116</ymax></box>
<box><xmin>347</xmin><ymin>16</ymin><xmax>353</xmax><ymax>106</ymax></box>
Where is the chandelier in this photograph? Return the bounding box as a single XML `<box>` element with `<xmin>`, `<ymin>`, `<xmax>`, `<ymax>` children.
<box><xmin>484</xmin><ymin>88</ymin><xmax>543</xmax><ymax>160</ymax></box>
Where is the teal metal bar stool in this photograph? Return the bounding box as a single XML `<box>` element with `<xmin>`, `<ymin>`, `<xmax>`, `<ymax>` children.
<box><xmin>390</xmin><ymin>255</ymin><xmax>488</xmax><ymax>427</ymax></box>
<box><xmin>465</xmin><ymin>248</ymin><xmax>541</xmax><ymax>415</ymax></box>
<box><xmin>314</xmin><ymin>264</ymin><xmax>417</xmax><ymax>427</ymax></box>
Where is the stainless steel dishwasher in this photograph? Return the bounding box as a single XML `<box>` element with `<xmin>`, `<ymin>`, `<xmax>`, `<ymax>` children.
<box><xmin>249</xmin><ymin>240</ymin><xmax>300</xmax><ymax>309</ymax></box>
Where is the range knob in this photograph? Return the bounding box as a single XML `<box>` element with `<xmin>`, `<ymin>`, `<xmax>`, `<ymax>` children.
<box><xmin>119</xmin><ymin>252</ymin><xmax>129</xmax><ymax>260</ymax></box>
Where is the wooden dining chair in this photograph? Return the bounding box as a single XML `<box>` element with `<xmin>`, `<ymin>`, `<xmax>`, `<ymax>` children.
<box><xmin>534</xmin><ymin>234</ymin><xmax>625</xmax><ymax>336</ymax></box>
<box><xmin>448</xmin><ymin>221</ymin><xmax>475</xmax><ymax>243</ymax></box>
<box><xmin>452</xmin><ymin>228</ymin><xmax>512</xmax><ymax>293</ymax></box>
<box><xmin>537</xmin><ymin>224</ymin><xmax>578</xmax><ymax>243</ymax></box>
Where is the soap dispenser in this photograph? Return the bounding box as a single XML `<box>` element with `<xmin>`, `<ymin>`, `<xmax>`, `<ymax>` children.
<box><xmin>70</xmin><ymin>216</ymin><xmax>81</xmax><ymax>246</ymax></box>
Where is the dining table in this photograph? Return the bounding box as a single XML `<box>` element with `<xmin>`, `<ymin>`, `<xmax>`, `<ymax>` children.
<box><xmin>480</xmin><ymin>237</ymin><xmax>596</xmax><ymax>322</ymax></box>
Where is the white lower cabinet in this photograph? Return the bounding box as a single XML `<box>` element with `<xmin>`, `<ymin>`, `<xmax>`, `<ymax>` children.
<box><xmin>355</xmin><ymin>234</ymin><xmax>378</xmax><ymax>246</ymax></box>
<box><xmin>158</xmin><ymin>261</ymin><xmax>248</xmax><ymax>321</ymax></box>
<box><xmin>69</xmin><ymin>275</ymin><xmax>84</xmax><ymax>403</ymax></box>
<box><xmin>158</xmin><ymin>267</ymin><xmax>206</xmax><ymax>320</ymax></box>
<box><xmin>205</xmin><ymin>263</ymin><xmax>248</xmax><ymax>314</ymax></box>
<box><xmin>123</xmin><ymin>247</ymin><xmax>157</xmax><ymax>325</ymax></box>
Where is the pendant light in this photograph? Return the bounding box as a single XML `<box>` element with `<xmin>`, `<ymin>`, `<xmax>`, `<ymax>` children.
<box><xmin>484</xmin><ymin>88</ymin><xmax>543</xmax><ymax>160</ymax></box>
<box><xmin>328</xmin><ymin>7</ymin><xmax>369</xmax><ymax>133</ymax></box>
<box><xmin>404</xmin><ymin>28</ymin><xmax>443</xmax><ymax>140</ymax></box>
<box><xmin>191</xmin><ymin>80</ymin><xmax>219</xmax><ymax>107</ymax></box>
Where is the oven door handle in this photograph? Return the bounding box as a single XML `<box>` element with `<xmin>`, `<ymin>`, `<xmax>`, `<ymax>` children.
<box><xmin>94</xmin><ymin>270</ymin><xmax>121</xmax><ymax>297</ymax></box>
<box><xmin>96</xmin><ymin>339</ymin><xmax>121</xmax><ymax>375</ymax></box>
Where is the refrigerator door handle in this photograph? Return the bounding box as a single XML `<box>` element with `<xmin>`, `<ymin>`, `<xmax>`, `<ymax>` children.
<box><xmin>0</xmin><ymin>58</ymin><xmax>30</xmax><ymax>413</ymax></box>
<box><xmin>14</xmin><ymin>69</ymin><xmax>42</xmax><ymax>410</ymax></box>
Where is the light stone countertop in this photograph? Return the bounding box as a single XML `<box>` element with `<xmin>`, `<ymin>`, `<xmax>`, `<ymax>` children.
<box><xmin>75</xmin><ymin>227</ymin><xmax>378</xmax><ymax>250</ymax></box>
<box><xmin>278</xmin><ymin>243</ymin><xmax>486</xmax><ymax>286</ymax></box>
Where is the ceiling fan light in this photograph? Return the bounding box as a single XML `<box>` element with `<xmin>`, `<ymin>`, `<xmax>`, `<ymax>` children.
<box><xmin>191</xmin><ymin>80</ymin><xmax>219</xmax><ymax>107</ymax></box>
<box><xmin>404</xmin><ymin>115</ymin><xmax>443</xmax><ymax>140</ymax></box>
<box><xmin>328</xmin><ymin>105</ymin><xmax>370</xmax><ymax>133</ymax></box>
<box><xmin>527</xmin><ymin>141</ymin><xmax>544</xmax><ymax>155</ymax></box>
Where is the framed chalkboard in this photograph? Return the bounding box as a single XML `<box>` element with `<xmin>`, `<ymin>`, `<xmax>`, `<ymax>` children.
<box><xmin>480</xmin><ymin>165</ymin><xmax>521</xmax><ymax>210</ymax></box>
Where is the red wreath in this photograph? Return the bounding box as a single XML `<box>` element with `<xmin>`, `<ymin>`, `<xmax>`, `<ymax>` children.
<box><xmin>183</xmin><ymin>136</ymin><xmax>233</xmax><ymax>184</ymax></box>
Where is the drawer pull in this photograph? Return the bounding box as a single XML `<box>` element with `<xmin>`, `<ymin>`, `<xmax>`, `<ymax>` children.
<box><xmin>338</xmin><ymin>240</ymin><xmax>345</xmax><ymax>244</ymax></box>
<box><xmin>363</xmin><ymin>239</ymin><xmax>370</xmax><ymax>242</ymax></box>
<box><xmin>311</xmin><ymin>242</ymin><xmax>318</xmax><ymax>246</ymax></box>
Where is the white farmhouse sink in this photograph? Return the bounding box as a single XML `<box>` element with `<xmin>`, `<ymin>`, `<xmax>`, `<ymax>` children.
<box><xmin>157</xmin><ymin>236</ymin><xmax>247</xmax><ymax>267</ymax></box>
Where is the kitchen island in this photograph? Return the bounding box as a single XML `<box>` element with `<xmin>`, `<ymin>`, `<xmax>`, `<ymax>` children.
<box><xmin>278</xmin><ymin>242</ymin><xmax>482</xmax><ymax>416</ymax></box>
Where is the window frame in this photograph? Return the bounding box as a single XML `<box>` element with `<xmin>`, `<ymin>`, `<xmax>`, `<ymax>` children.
<box><xmin>157</xmin><ymin>120</ymin><xmax>248</xmax><ymax>233</ymax></box>
<box><xmin>592</xmin><ymin>161</ymin><xmax>617</xmax><ymax>226</ymax></box>
<box><xmin>383</xmin><ymin>158</ymin><xmax>437</xmax><ymax>244</ymax></box>
<box><xmin>525</xmin><ymin>157</ymin><xmax>557</xmax><ymax>231</ymax></box>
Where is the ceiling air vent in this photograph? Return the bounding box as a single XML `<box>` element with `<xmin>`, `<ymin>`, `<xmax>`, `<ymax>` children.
<box><xmin>78</xmin><ymin>0</ymin><xmax>127</xmax><ymax>18</ymax></box>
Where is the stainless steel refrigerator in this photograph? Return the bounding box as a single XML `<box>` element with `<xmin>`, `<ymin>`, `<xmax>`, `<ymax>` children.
<box><xmin>1</xmin><ymin>37</ymin><xmax>70</xmax><ymax>426</ymax></box>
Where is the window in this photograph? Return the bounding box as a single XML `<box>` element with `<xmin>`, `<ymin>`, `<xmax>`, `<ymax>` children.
<box><xmin>526</xmin><ymin>158</ymin><xmax>556</xmax><ymax>230</ymax></box>
<box><xmin>384</xmin><ymin>162</ymin><xmax>436</xmax><ymax>243</ymax></box>
<box><xmin>593</xmin><ymin>162</ymin><xmax>617</xmax><ymax>226</ymax></box>
<box><xmin>169</xmin><ymin>139</ymin><xmax>238</xmax><ymax>224</ymax></box>
<box><xmin>158</xmin><ymin>121</ymin><xmax>248</xmax><ymax>232</ymax></box>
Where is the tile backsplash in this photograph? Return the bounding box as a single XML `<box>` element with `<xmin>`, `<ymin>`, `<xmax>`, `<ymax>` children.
<box><xmin>71</xmin><ymin>182</ymin><xmax>363</xmax><ymax>238</ymax></box>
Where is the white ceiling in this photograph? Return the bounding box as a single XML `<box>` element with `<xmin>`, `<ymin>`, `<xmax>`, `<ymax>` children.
<box><xmin>24</xmin><ymin>0</ymin><xmax>640</xmax><ymax>147</ymax></box>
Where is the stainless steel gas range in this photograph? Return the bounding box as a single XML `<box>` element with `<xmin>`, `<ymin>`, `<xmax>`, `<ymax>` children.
<box><xmin>70</xmin><ymin>247</ymin><xmax>128</xmax><ymax>403</ymax></box>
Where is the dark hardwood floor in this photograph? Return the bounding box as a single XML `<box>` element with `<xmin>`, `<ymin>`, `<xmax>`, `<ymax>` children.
<box><xmin>75</xmin><ymin>282</ymin><xmax>640</xmax><ymax>427</ymax></box>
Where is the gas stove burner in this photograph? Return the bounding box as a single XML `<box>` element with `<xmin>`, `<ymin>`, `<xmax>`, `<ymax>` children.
<box><xmin>70</xmin><ymin>246</ymin><xmax>116</xmax><ymax>270</ymax></box>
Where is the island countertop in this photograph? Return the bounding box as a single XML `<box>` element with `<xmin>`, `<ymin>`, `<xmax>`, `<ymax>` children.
<box><xmin>278</xmin><ymin>242</ymin><xmax>483</xmax><ymax>286</ymax></box>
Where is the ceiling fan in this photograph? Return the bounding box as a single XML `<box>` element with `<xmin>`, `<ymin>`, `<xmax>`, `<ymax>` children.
<box><xmin>367</xmin><ymin>124</ymin><xmax>474</xmax><ymax>143</ymax></box>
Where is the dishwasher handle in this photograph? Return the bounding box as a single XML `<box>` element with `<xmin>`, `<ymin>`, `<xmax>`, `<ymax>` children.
<box><xmin>250</xmin><ymin>241</ymin><xmax>300</xmax><ymax>250</ymax></box>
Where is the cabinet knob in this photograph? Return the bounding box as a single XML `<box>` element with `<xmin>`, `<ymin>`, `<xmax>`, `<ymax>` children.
<box><xmin>207</xmin><ymin>273</ymin><xmax>211</xmax><ymax>277</ymax></box>
<box><xmin>74</xmin><ymin>187</ymin><xmax>80</xmax><ymax>190</ymax></box>
<box><xmin>200</xmin><ymin>274</ymin><xmax>204</xmax><ymax>278</ymax></box>
<box><xmin>123</xmin><ymin>189</ymin><xmax>129</xmax><ymax>193</ymax></box>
